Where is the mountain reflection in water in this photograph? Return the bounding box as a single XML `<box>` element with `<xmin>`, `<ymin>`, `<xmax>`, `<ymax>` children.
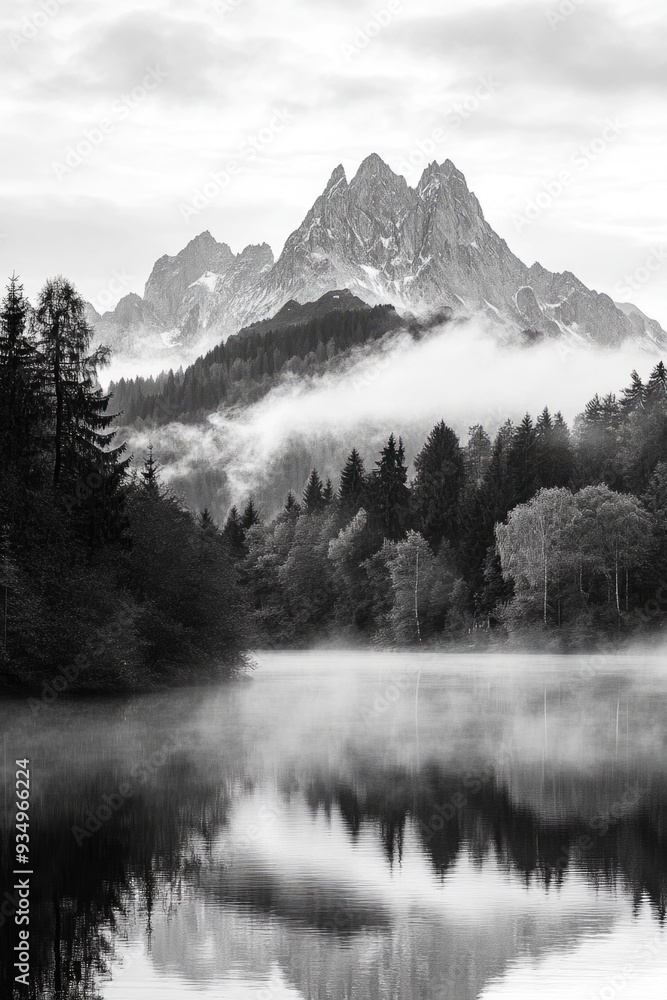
<box><xmin>1</xmin><ymin>652</ymin><xmax>667</xmax><ymax>999</ymax></box>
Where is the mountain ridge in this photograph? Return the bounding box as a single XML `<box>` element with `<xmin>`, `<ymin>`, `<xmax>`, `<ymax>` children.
<box><xmin>92</xmin><ymin>154</ymin><xmax>666</xmax><ymax>359</ymax></box>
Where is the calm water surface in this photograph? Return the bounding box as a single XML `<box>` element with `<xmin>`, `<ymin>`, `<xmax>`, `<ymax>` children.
<box><xmin>2</xmin><ymin>651</ymin><xmax>667</xmax><ymax>999</ymax></box>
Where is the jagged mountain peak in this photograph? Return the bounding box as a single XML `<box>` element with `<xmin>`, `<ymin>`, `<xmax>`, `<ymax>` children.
<box><xmin>325</xmin><ymin>164</ymin><xmax>348</xmax><ymax>193</ymax></box>
<box><xmin>349</xmin><ymin>154</ymin><xmax>411</xmax><ymax>205</ymax></box>
<box><xmin>237</xmin><ymin>243</ymin><xmax>275</xmax><ymax>265</ymax></box>
<box><xmin>94</xmin><ymin>154</ymin><xmax>667</xmax><ymax>359</ymax></box>
<box><xmin>352</xmin><ymin>152</ymin><xmax>398</xmax><ymax>181</ymax></box>
<box><xmin>418</xmin><ymin>158</ymin><xmax>464</xmax><ymax>182</ymax></box>
<box><xmin>188</xmin><ymin>229</ymin><xmax>220</xmax><ymax>246</ymax></box>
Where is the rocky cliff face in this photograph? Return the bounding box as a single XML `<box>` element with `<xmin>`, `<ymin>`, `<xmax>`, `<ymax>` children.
<box><xmin>93</xmin><ymin>154</ymin><xmax>666</xmax><ymax>357</ymax></box>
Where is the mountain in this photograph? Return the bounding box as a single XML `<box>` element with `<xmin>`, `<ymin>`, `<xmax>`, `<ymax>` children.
<box><xmin>110</xmin><ymin>295</ymin><xmax>402</xmax><ymax>427</ymax></box>
<box><xmin>93</xmin><ymin>154</ymin><xmax>666</xmax><ymax>358</ymax></box>
<box><xmin>241</xmin><ymin>288</ymin><xmax>372</xmax><ymax>335</ymax></box>
<box><xmin>93</xmin><ymin>233</ymin><xmax>275</xmax><ymax>354</ymax></box>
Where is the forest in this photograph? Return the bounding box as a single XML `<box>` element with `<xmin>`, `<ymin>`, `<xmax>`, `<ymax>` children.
<box><xmin>222</xmin><ymin>364</ymin><xmax>667</xmax><ymax>650</ymax></box>
<box><xmin>3</xmin><ymin>272</ymin><xmax>667</xmax><ymax>694</ymax></box>
<box><xmin>0</xmin><ymin>276</ymin><xmax>249</xmax><ymax>693</ymax></box>
<box><xmin>109</xmin><ymin>302</ymin><xmax>403</xmax><ymax>424</ymax></box>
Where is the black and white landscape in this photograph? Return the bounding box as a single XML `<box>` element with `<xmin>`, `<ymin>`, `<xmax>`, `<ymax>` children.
<box><xmin>2</xmin><ymin>1</ymin><xmax>667</xmax><ymax>998</ymax></box>
<box><xmin>90</xmin><ymin>154</ymin><xmax>666</xmax><ymax>362</ymax></box>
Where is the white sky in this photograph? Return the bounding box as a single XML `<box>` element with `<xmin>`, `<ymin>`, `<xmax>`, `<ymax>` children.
<box><xmin>1</xmin><ymin>0</ymin><xmax>666</xmax><ymax>324</ymax></box>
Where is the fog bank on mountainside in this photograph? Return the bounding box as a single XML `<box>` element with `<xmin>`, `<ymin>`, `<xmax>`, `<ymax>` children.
<box><xmin>122</xmin><ymin>318</ymin><xmax>659</xmax><ymax>517</ymax></box>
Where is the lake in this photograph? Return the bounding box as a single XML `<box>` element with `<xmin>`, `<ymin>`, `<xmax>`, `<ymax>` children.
<box><xmin>2</xmin><ymin>651</ymin><xmax>667</xmax><ymax>999</ymax></box>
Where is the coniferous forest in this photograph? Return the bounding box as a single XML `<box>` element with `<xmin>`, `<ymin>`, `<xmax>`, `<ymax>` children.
<box><xmin>110</xmin><ymin>302</ymin><xmax>403</xmax><ymax>423</ymax></box>
<box><xmin>4</xmin><ymin>274</ymin><xmax>667</xmax><ymax>693</ymax></box>
<box><xmin>0</xmin><ymin>276</ymin><xmax>248</xmax><ymax>693</ymax></box>
<box><xmin>227</xmin><ymin>379</ymin><xmax>667</xmax><ymax>650</ymax></box>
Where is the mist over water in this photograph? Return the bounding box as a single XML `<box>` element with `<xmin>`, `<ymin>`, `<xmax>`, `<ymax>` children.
<box><xmin>119</xmin><ymin>319</ymin><xmax>659</xmax><ymax>515</ymax></box>
<box><xmin>3</xmin><ymin>651</ymin><xmax>667</xmax><ymax>999</ymax></box>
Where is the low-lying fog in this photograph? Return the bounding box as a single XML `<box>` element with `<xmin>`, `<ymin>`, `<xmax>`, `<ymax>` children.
<box><xmin>116</xmin><ymin>318</ymin><xmax>658</xmax><ymax>516</ymax></box>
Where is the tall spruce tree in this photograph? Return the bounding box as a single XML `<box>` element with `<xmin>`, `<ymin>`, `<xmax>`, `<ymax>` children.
<box><xmin>0</xmin><ymin>275</ymin><xmax>43</xmax><ymax>476</ymax></box>
<box><xmin>222</xmin><ymin>505</ymin><xmax>247</xmax><ymax>558</ymax></box>
<box><xmin>464</xmin><ymin>425</ymin><xmax>492</xmax><ymax>487</ymax></box>
<box><xmin>368</xmin><ymin>434</ymin><xmax>410</xmax><ymax>541</ymax></box>
<box><xmin>574</xmin><ymin>392</ymin><xmax>623</xmax><ymax>489</ymax></box>
<box><xmin>35</xmin><ymin>277</ymin><xmax>127</xmax><ymax>489</ymax></box>
<box><xmin>411</xmin><ymin>421</ymin><xmax>465</xmax><ymax>551</ymax></box>
<box><xmin>507</xmin><ymin>414</ymin><xmax>539</xmax><ymax>504</ymax></box>
<box><xmin>241</xmin><ymin>498</ymin><xmax>261</xmax><ymax>530</ymax></box>
<box><xmin>458</xmin><ymin>423</ymin><xmax>516</xmax><ymax>596</ymax></box>
<box><xmin>536</xmin><ymin>407</ymin><xmax>574</xmax><ymax>488</ymax></box>
<box><xmin>646</xmin><ymin>361</ymin><xmax>667</xmax><ymax>402</ymax></box>
<box><xmin>141</xmin><ymin>445</ymin><xmax>160</xmax><ymax>494</ymax></box>
<box><xmin>284</xmin><ymin>491</ymin><xmax>301</xmax><ymax>516</ymax></box>
<box><xmin>620</xmin><ymin>370</ymin><xmax>646</xmax><ymax>415</ymax></box>
<box><xmin>303</xmin><ymin>469</ymin><xmax>325</xmax><ymax>513</ymax></box>
<box><xmin>338</xmin><ymin>448</ymin><xmax>366</xmax><ymax>517</ymax></box>
<box><xmin>322</xmin><ymin>478</ymin><xmax>334</xmax><ymax>507</ymax></box>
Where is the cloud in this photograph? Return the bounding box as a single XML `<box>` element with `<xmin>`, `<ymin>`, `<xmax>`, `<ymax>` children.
<box><xmin>1</xmin><ymin>0</ymin><xmax>665</xmax><ymax>327</ymax></box>
<box><xmin>387</xmin><ymin>2</ymin><xmax>667</xmax><ymax>97</ymax></box>
<box><xmin>124</xmin><ymin>320</ymin><xmax>658</xmax><ymax>509</ymax></box>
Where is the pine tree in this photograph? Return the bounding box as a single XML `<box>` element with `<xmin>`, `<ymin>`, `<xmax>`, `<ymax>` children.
<box><xmin>35</xmin><ymin>277</ymin><xmax>127</xmax><ymax>489</ymax></box>
<box><xmin>302</xmin><ymin>469</ymin><xmax>325</xmax><ymax>513</ymax></box>
<box><xmin>368</xmin><ymin>434</ymin><xmax>410</xmax><ymax>541</ymax></box>
<box><xmin>646</xmin><ymin>361</ymin><xmax>667</xmax><ymax>401</ymax></box>
<box><xmin>241</xmin><ymin>498</ymin><xmax>261</xmax><ymax>531</ymax></box>
<box><xmin>551</xmin><ymin>412</ymin><xmax>575</xmax><ymax>484</ymax></box>
<box><xmin>284</xmin><ymin>491</ymin><xmax>301</xmax><ymax>516</ymax></box>
<box><xmin>464</xmin><ymin>425</ymin><xmax>492</xmax><ymax>487</ymax></box>
<box><xmin>338</xmin><ymin>448</ymin><xmax>366</xmax><ymax>516</ymax></box>
<box><xmin>508</xmin><ymin>414</ymin><xmax>539</xmax><ymax>504</ymax></box>
<box><xmin>197</xmin><ymin>507</ymin><xmax>219</xmax><ymax>563</ymax></box>
<box><xmin>411</xmin><ymin>421</ymin><xmax>465</xmax><ymax>551</ymax></box>
<box><xmin>536</xmin><ymin>406</ymin><xmax>553</xmax><ymax>435</ymax></box>
<box><xmin>322</xmin><ymin>478</ymin><xmax>334</xmax><ymax>507</ymax></box>
<box><xmin>620</xmin><ymin>370</ymin><xmax>646</xmax><ymax>414</ymax></box>
<box><xmin>222</xmin><ymin>505</ymin><xmax>246</xmax><ymax>558</ymax></box>
<box><xmin>141</xmin><ymin>445</ymin><xmax>160</xmax><ymax>494</ymax></box>
<box><xmin>0</xmin><ymin>275</ymin><xmax>43</xmax><ymax>475</ymax></box>
<box><xmin>458</xmin><ymin>425</ymin><xmax>516</xmax><ymax>594</ymax></box>
<box><xmin>474</xmin><ymin>550</ymin><xmax>514</xmax><ymax>626</ymax></box>
<box><xmin>536</xmin><ymin>407</ymin><xmax>574</xmax><ymax>489</ymax></box>
<box><xmin>574</xmin><ymin>392</ymin><xmax>622</xmax><ymax>489</ymax></box>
